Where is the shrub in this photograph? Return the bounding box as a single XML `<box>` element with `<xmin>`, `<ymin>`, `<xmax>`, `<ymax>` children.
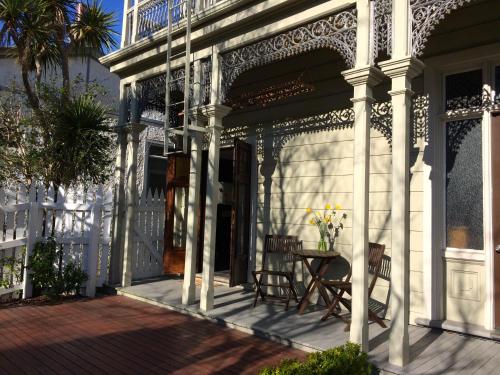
<box><xmin>259</xmin><ymin>343</ymin><xmax>373</xmax><ymax>375</ymax></box>
<box><xmin>29</xmin><ymin>238</ymin><xmax>87</xmax><ymax>297</ymax></box>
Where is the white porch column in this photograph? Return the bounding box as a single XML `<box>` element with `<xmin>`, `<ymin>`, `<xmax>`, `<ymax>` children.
<box><xmin>182</xmin><ymin>60</ymin><xmax>205</xmax><ymax>305</ymax></box>
<box><xmin>379</xmin><ymin>0</ymin><xmax>425</xmax><ymax>368</ymax></box>
<box><xmin>199</xmin><ymin>104</ymin><xmax>231</xmax><ymax>312</ymax></box>
<box><xmin>110</xmin><ymin>83</ymin><xmax>129</xmax><ymax>285</ymax></box>
<box><xmin>344</xmin><ymin>67</ymin><xmax>383</xmax><ymax>351</ymax></box>
<box><xmin>182</xmin><ymin>130</ymin><xmax>203</xmax><ymax>305</ymax></box>
<box><xmin>122</xmin><ymin>82</ymin><xmax>146</xmax><ymax>288</ymax></box>
<box><xmin>342</xmin><ymin>0</ymin><xmax>384</xmax><ymax>351</ymax></box>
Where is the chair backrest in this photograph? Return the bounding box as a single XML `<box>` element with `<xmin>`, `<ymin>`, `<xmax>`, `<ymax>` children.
<box><xmin>261</xmin><ymin>235</ymin><xmax>301</xmax><ymax>270</ymax></box>
<box><xmin>368</xmin><ymin>242</ymin><xmax>385</xmax><ymax>296</ymax></box>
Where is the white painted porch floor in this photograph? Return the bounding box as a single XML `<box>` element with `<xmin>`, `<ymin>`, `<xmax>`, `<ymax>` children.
<box><xmin>118</xmin><ymin>279</ymin><xmax>500</xmax><ymax>374</ymax></box>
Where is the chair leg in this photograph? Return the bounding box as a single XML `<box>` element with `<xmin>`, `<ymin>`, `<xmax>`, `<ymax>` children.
<box><xmin>288</xmin><ymin>274</ymin><xmax>299</xmax><ymax>304</ymax></box>
<box><xmin>251</xmin><ymin>271</ymin><xmax>265</xmax><ymax>308</ymax></box>
<box><xmin>368</xmin><ymin>309</ymin><xmax>387</xmax><ymax>328</ymax></box>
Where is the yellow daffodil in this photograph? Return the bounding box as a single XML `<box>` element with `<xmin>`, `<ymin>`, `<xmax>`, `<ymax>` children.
<box><xmin>335</xmin><ymin>204</ymin><xmax>342</xmax><ymax>210</ymax></box>
<box><xmin>306</xmin><ymin>207</ymin><xmax>313</xmax><ymax>214</ymax></box>
<box><xmin>325</xmin><ymin>203</ymin><xmax>331</xmax><ymax>210</ymax></box>
<box><xmin>309</xmin><ymin>219</ymin><xmax>315</xmax><ymax>225</ymax></box>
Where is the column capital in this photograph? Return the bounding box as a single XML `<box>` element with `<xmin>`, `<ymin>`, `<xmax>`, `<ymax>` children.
<box><xmin>379</xmin><ymin>56</ymin><xmax>425</xmax><ymax>80</ymax></box>
<box><xmin>124</xmin><ymin>122</ymin><xmax>146</xmax><ymax>143</ymax></box>
<box><xmin>342</xmin><ymin>66</ymin><xmax>385</xmax><ymax>87</ymax></box>
<box><xmin>200</xmin><ymin>104</ymin><xmax>232</xmax><ymax>119</ymax></box>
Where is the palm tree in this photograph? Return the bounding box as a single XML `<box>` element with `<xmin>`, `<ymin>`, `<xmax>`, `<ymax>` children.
<box><xmin>0</xmin><ymin>0</ymin><xmax>117</xmax><ymax>109</ymax></box>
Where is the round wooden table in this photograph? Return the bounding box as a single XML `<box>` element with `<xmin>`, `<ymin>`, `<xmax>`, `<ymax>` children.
<box><xmin>292</xmin><ymin>249</ymin><xmax>340</xmax><ymax>314</ymax></box>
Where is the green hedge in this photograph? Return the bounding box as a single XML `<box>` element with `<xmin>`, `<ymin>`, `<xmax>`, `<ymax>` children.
<box><xmin>259</xmin><ymin>343</ymin><xmax>373</xmax><ymax>375</ymax></box>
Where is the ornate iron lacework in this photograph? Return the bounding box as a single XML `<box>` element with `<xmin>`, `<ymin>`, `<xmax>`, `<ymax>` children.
<box><xmin>412</xmin><ymin>94</ymin><xmax>429</xmax><ymax>144</ymax></box>
<box><xmin>373</xmin><ymin>0</ymin><xmax>392</xmax><ymax>61</ymax></box>
<box><xmin>136</xmin><ymin>60</ymin><xmax>213</xmax><ymax>121</ymax></box>
<box><xmin>220</xmin><ymin>9</ymin><xmax>357</xmax><ymax>102</ymax></box>
<box><xmin>221</xmin><ymin>108</ymin><xmax>354</xmax><ymax>158</ymax></box>
<box><xmin>411</xmin><ymin>0</ymin><xmax>475</xmax><ymax>57</ymax></box>
<box><xmin>371</xmin><ymin>101</ymin><xmax>393</xmax><ymax>145</ymax></box>
<box><xmin>201</xmin><ymin>59</ymin><xmax>212</xmax><ymax>105</ymax></box>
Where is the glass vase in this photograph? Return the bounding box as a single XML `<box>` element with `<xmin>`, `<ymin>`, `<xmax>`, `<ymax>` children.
<box><xmin>317</xmin><ymin>237</ymin><xmax>327</xmax><ymax>251</ymax></box>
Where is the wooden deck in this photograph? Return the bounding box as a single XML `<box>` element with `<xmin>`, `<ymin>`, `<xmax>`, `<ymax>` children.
<box><xmin>119</xmin><ymin>278</ymin><xmax>500</xmax><ymax>374</ymax></box>
<box><xmin>0</xmin><ymin>296</ymin><xmax>305</xmax><ymax>374</ymax></box>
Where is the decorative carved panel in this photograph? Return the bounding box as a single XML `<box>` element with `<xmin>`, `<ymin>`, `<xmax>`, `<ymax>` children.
<box><xmin>221</xmin><ymin>8</ymin><xmax>357</xmax><ymax>101</ymax></box>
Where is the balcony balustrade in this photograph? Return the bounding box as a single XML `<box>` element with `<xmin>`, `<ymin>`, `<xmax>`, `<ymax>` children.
<box><xmin>123</xmin><ymin>0</ymin><xmax>228</xmax><ymax>47</ymax></box>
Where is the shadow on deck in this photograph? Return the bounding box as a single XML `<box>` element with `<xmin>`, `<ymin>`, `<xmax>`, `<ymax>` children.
<box><xmin>119</xmin><ymin>278</ymin><xmax>500</xmax><ymax>375</ymax></box>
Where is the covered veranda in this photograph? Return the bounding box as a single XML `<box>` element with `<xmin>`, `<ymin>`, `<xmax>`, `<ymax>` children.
<box><xmin>110</xmin><ymin>0</ymin><xmax>500</xmax><ymax>372</ymax></box>
<box><xmin>118</xmin><ymin>278</ymin><xmax>500</xmax><ymax>374</ymax></box>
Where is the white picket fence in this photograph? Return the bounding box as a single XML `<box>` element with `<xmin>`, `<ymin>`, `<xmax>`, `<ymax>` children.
<box><xmin>132</xmin><ymin>190</ymin><xmax>165</xmax><ymax>281</ymax></box>
<box><xmin>0</xmin><ymin>185</ymin><xmax>113</xmax><ymax>298</ymax></box>
<box><xmin>0</xmin><ymin>184</ymin><xmax>167</xmax><ymax>298</ymax></box>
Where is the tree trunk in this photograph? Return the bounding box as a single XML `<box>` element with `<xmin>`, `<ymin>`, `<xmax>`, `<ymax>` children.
<box><xmin>21</xmin><ymin>65</ymin><xmax>40</xmax><ymax>110</ymax></box>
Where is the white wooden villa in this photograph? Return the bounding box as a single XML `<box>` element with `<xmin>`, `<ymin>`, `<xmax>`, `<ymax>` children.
<box><xmin>99</xmin><ymin>0</ymin><xmax>500</xmax><ymax>372</ymax></box>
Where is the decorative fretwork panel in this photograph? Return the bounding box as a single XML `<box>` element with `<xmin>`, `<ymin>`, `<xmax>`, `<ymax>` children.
<box><xmin>411</xmin><ymin>0</ymin><xmax>476</xmax><ymax>57</ymax></box>
<box><xmin>371</xmin><ymin>101</ymin><xmax>393</xmax><ymax>145</ymax></box>
<box><xmin>373</xmin><ymin>0</ymin><xmax>392</xmax><ymax>61</ymax></box>
<box><xmin>135</xmin><ymin>60</ymin><xmax>213</xmax><ymax>121</ymax></box>
<box><xmin>412</xmin><ymin>94</ymin><xmax>429</xmax><ymax>144</ymax></box>
<box><xmin>221</xmin><ymin>8</ymin><xmax>357</xmax><ymax>102</ymax></box>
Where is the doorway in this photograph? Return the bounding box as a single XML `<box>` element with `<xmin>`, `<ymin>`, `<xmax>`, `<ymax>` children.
<box><xmin>163</xmin><ymin>139</ymin><xmax>252</xmax><ymax>286</ymax></box>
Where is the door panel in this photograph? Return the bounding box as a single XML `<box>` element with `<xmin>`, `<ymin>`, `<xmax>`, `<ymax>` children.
<box><xmin>230</xmin><ymin>140</ymin><xmax>252</xmax><ymax>286</ymax></box>
<box><xmin>492</xmin><ymin>114</ymin><xmax>500</xmax><ymax>328</ymax></box>
<box><xmin>164</xmin><ymin>154</ymin><xmax>190</xmax><ymax>275</ymax></box>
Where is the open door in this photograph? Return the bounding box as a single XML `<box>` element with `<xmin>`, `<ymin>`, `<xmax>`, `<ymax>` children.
<box><xmin>164</xmin><ymin>154</ymin><xmax>190</xmax><ymax>275</ymax></box>
<box><xmin>229</xmin><ymin>139</ymin><xmax>252</xmax><ymax>286</ymax></box>
<box><xmin>492</xmin><ymin>113</ymin><xmax>500</xmax><ymax>329</ymax></box>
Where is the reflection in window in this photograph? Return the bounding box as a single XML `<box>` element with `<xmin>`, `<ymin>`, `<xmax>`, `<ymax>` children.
<box><xmin>445</xmin><ymin>70</ymin><xmax>482</xmax><ymax>112</ymax></box>
<box><xmin>446</xmin><ymin>119</ymin><xmax>483</xmax><ymax>250</ymax></box>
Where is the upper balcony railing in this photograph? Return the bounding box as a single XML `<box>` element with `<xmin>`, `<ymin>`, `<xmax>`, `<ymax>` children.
<box><xmin>122</xmin><ymin>0</ymin><xmax>227</xmax><ymax>47</ymax></box>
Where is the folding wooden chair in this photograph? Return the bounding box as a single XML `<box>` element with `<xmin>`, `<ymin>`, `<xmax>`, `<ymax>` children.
<box><xmin>321</xmin><ymin>242</ymin><xmax>387</xmax><ymax>328</ymax></box>
<box><xmin>251</xmin><ymin>235</ymin><xmax>301</xmax><ymax>310</ymax></box>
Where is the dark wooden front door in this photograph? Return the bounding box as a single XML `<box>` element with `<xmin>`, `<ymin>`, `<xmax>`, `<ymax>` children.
<box><xmin>164</xmin><ymin>154</ymin><xmax>190</xmax><ymax>275</ymax></box>
<box><xmin>492</xmin><ymin>113</ymin><xmax>500</xmax><ymax>328</ymax></box>
<box><xmin>229</xmin><ymin>139</ymin><xmax>252</xmax><ymax>286</ymax></box>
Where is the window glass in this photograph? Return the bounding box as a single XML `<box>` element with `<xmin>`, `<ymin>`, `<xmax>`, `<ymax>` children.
<box><xmin>147</xmin><ymin>145</ymin><xmax>167</xmax><ymax>194</ymax></box>
<box><xmin>446</xmin><ymin>119</ymin><xmax>483</xmax><ymax>250</ymax></box>
<box><xmin>445</xmin><ymin>70</ymin><xmax>482</xmax><ymax>112</ymax></box>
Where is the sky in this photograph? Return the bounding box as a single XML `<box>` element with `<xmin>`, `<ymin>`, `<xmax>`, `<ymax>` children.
<box><xmin>101</xmin><ymin>1</ymin><xmax>125</xmax><ymax>51</ymax></box>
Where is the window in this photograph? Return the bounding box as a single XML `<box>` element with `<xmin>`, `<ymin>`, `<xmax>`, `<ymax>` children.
<box><xmin>445</xmin><ymin>69</ymin><xmax>482</xmax><ymax>112</ymax></box>
<box><xmin>147</xmin><ymin>145</ymin><xmax>167</xmax><ymax>194</ymax></box>
<box><xmin>444</xmin><ymin>70</ymin><xmax>484</xmax><ymax>250</ymax></box>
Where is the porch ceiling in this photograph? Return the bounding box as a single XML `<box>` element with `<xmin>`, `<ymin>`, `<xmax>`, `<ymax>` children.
<box><xmin>422</xmin><ymin>0</ymin><xmax>500</xmax><ymax>59</ymax></box>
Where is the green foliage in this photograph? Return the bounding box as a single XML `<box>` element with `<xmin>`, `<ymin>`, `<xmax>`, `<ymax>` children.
<box><xmin>62</xmin><ymin>262</ymin><xmax>88</xmax><ymax>295</ymax></box>
<box><xmin>0</xmin><ymin>89</ymin><xmax>45</xmax><ymax>185</ymax></box>
<box><xmin>0</xmin><ymin>0</ymin><xmax>118</xmax><ymax>108</ymax></box>
<box><xmin>29</xmin><ymin>238</ymin><xmax>87</xmax><ymax>297</ymax></box>
<box><xmin>0</xmin><ymin>247</ymin><xmax>25</xmax><ymax>289</ymax></box>
<box><xmin>0</xmin><ymin>80</ymin><xmax>114</xmax><ymax>188</ymax></box>
<box><xmin>259</xmin><ymin>343</ymin><xmax>373</xmax><ymax>375</ymax></box>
